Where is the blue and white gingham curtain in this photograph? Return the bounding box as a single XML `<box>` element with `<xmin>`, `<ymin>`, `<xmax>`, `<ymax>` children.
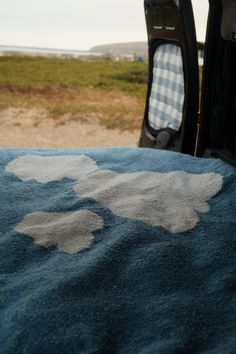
<box><xmin>148</xmin><ymin>44</ymin><xmax>185</xmax><ymax>131</ymax></box>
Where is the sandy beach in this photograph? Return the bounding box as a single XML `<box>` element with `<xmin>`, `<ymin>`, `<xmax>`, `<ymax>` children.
<box><xmin>0</xmin><ymin>107</ymin><xmax>140</xmax><ymax>148</ymax></box>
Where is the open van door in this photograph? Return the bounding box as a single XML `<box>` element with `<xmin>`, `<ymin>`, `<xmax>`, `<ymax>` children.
<box><xmin>139</xmin><ymin>0</ymin><xmax>199</xmax><ymax>155</ymax></box>
<box><xmin>196</xmin><ymin>0</ymin><xmax>236</xmax><ymax>167</ymax></box>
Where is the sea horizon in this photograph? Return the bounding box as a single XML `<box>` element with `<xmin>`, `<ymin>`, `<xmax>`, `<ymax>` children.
<box><xmin>0</xmin><ymin>44</ymin><xmax>101</xmax><ymax>57</ymax></box>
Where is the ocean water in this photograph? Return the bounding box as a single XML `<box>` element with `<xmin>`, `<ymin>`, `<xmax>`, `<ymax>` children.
<box><xmin>0</xmin><ymin>45</ymin><xmax>101</xmax><ymax>58</ymax></box>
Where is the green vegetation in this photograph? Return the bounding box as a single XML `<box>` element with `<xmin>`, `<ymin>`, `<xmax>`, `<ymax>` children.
<box><xmin>0</xmin><ymin>56</ymin><xmax>148</xmax><ymax>130</ymax></box>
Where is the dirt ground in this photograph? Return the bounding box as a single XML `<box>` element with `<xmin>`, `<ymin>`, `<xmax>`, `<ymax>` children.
<box><xmin>0</xmin><ymin>107</ymin><xmax>140</xmax><ymax>148</ymax></box>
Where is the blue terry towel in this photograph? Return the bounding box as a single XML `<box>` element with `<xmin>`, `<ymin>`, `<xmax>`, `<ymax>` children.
<box><xmin>0</xmin><ymin>147</ymin><xmax>235</xmax><ymax>353</ymax></box>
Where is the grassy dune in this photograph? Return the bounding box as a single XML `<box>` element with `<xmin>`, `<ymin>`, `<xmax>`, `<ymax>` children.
<box><xmin>0</xmin><ymin>56</ymin><xmax>148</xmax><ymax>131</ymax></box>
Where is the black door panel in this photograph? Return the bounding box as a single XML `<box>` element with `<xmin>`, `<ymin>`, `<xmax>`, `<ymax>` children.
<box><xmin>139</xmin><ymin>0</ymin><xmax>199</xmax><ymax>155</ymax></box>
<box><xmin>196</xmin><ymin>0</ymin><xmax>236</xmax><ymax>166</ymax></box>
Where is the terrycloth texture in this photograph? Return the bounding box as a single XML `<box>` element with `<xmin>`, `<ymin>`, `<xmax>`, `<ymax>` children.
<box><xmin>0</xmin><ymin>148</ymin><xmax>235</xmax><ymax>354</ymax></box>
<box><xmin>148</xmin><ymin>44</ymin><xmax>185</xmax><ymax>131</ymax></box>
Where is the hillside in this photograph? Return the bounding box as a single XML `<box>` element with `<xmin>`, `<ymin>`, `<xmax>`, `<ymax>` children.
<box><xmin>0</xmin><ymin>55</ymin><xmax>147</xmax><ymax>136</ymax></box>
<box><xmin>90</xmin><ymin>41</ymin><xmax>148</xmax><ymax>59</ymax></box>
<box><xmin>0</xmin><ymin>56</ymin><xmax>149</xmax><ymax>147</ymax></box>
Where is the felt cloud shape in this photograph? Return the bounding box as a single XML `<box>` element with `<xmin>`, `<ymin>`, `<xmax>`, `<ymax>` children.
<box><xmin>15</xmin><ymin>210</ymin><xmax>104</xmax><ymax>254</ymax></box>
<box><xmin>5</xmin><ymin>155</ymin><xmax>98</xmax><ymax>182</ymax></box>
<box><xmin>74</xmin><ymin>170</ymin><xmax>223</xmax><ymax>233</ymax></box>
<box><xmin>7</xmin><ymin>155</ymin><xmax>223</xmax><ymax>234</ymax></box>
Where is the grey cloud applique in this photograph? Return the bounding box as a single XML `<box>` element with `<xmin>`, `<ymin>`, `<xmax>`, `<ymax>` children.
<box><xmin>6</xmin><ymin>155</ymin><xmax>223</xmax><ymax>254</ymax></box>
<box><xmin>74</xmin><ymin>169</ymin><xmax>223</xmax><ymax>233</ymax></box>
<box><xmin>15</xmin><ymin>210</ymin><xmax>104</xmax><ymax>254</ymax></box>
<box><xmin>5</xmin><ymin>154</ymin><xmax>98</xmax><ymax>182</ymax></box>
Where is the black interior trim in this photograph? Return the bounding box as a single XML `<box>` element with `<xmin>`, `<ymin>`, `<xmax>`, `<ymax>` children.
<box><xmin>197</xmin><ymin>0</ymin><xmax>236</xmax><ymax>166</ymax></box>
<box><xmin>139</xmin><ymin>0</ymin><xmax>199</xmax><ymax>155</ymax></box>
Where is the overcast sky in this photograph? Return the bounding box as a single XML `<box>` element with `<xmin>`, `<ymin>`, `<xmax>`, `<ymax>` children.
<box><xmin>0</xmin><ymin>0</ymin><xmax>209</xmax><ymax>50</ymax></box>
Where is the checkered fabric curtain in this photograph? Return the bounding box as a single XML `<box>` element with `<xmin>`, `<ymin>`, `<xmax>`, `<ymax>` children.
<box><xmin>148</xmin><ymin>44</ymin><xmax>185</xmax><ymax>131</ymax></box>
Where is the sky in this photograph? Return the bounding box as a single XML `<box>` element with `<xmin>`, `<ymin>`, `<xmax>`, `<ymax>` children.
<box><xmin>0</xmin><ymin>0</ymin><xmax>209</xmax><ymax>51</ymax></box>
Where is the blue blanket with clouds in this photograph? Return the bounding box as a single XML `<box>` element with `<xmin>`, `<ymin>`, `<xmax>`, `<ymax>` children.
<box><xmin>0</xmin><ymin>148</ymin><xmax>235</xmax><ymax>353</ymax></box>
